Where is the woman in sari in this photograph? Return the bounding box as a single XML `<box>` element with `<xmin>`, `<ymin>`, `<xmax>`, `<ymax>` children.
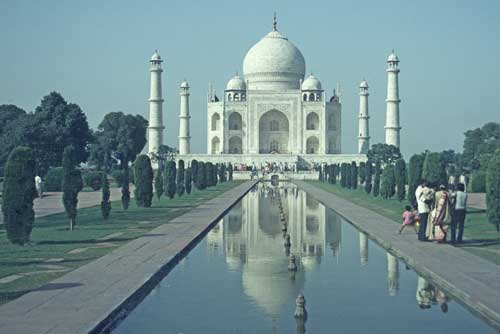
<box><xmin>426</xmin><ymin>185</ymin><xmax>451</xmax><ymax>242</ymax></box>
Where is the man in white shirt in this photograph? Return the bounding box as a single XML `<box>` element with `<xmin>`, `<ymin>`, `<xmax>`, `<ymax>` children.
<box><xmin>416</xmin><ymin>181</ymin><xmax>431</xmax><ymax>241</ymax></box>
<box><xmin>451</xmin><ymin>183</ymin><xmax>467</xmax><ymax>243</ymax></box>
<box><xmin>35</xmin><ymin>175</ymin><xmax>43</xmax><ymax>198</ymax></box>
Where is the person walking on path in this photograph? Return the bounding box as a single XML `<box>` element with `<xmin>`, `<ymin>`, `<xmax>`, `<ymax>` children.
<box><xmin>450</xmin><ymin>183</ymin><xmax>467</xmax><ymax>244</ymax></box>
<box><xmin>416</xmin><ymin>182</ymin><xmax>432</xmax><ymax>241</ymax></box>
<box><xmin>426</xmin><ymin>185</ymin><xmax>451</xmax><ymax>243</ymax></box>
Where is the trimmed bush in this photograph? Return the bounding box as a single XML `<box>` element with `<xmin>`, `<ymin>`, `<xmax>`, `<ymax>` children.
<box><xmin>423</xmin><ymin>152</ymin><xmax>447</xmax><ymax>187</ymax></box>
<box><xmin>365</xmin><ymin>161</ymin><xmax>373</xmax><ymax>194</ymax></box>
<box><xmin>185</xmin><ymin>167</ymin><xmax>192</xmax><ymax>194</ymax></box>
<box><xmin>177</xmin><ymin>160</ymin><xmax>185</xmax><ymax>197</ymax></box>
<box><xmin>164</xmin><ymin>160</ymin><xmax>177</xmax><ymax>199</ymax></box>
<box><xmin>228</xmin><ymin>163</ymin><xmax>233</xmax><ymax>181</ymax></box>
<box><xmin>206</xmin><ymin>162</ymin><xmax>214</xmax><ymax>187</ymax></box>
<box><xmin>121</xmin><ymin>167</ymin><xmax>130</xmax><ymax>210</ymax></box>
<box><xmin>219</xmin><ymin>164</ymin><xmax>226</xmax><ymax>183</ymax></box>
<box><xmin>471</xmin><ymin>170</ymin><xmax>487</xmax><ymax>193</ymax></box>
<box><xmin>62</xmin><ymin>146</ymin><xmax>83</xmax><ymax>230</ymax></box>
<box><xmin>373</xmin><ymin>161</ymin><xmax>381</xmax><ymax>197</ymax></box>
<box><xmin>155</xmin><ymin>168</ymin><xmax>164</xmax><ymax>200</ymax></box>
<box><xmin>101</xmin><ymin>172</ymin><xmax>111</xmax><ymax>219</ymax></box>
<box><xmin>380</xmin><ymin>164</ymin><xmax>396</xmax><ymax>199</ymax></box>
<box><xmin>45</xmin><ymin>167</ymin><xmax>64</xmax><ymax>191</ymax></box>
<box><xmin>83</xmin><ymin>171</ymin><xmax>103</xmax><ymax>191</ymax></box>
<box><xmin>395</xmin><ymin>158</ymin><xmax>407</xmax><ymax>201</ymax></box>
<box><xmin>2</xmin><ymin>146</ymin><xmax>37</xmax><ymax>245</ymax></box>
<box><xmin>191</xmin><ymin>160</ymin><xmax>199</xmax><ymax>187</ymax></box>
<box><xmin>351</xmin><ymin>161</ymin><xmax>358</xmax><ymax>190</ymax></box>
<box><xmin>197</xmin><ymin>162</ymin><xmax>206</xmax><ymax>190</ymax></box>
<box><xmin>134</xmin><ymin>155</ymin><xmax>154</xmax><ymax>207</ymax></box>
<box><xmin>486</xmin><ymin>150</ymin><xmax>500</xmax><ymax>231</ymax></box>
<box><xmin>359</xmin><ymin>162</ymin><xmax>366</xmax><ymax>184</ymax></box>
<box><xmin>408</xmin><ymin>154</ymin><xmax>425</xmax><ymax>203</ymax></box>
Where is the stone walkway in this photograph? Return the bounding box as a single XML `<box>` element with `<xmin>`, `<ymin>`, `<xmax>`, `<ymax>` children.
<box><xmin>468</xmin><ymin>193</ymin><xmax>486</xmax><ymax>210</ymax></box>
<box><xmin>295</xmin><ymin>181</ymin><xmax>500</xmax><ymax>330</ymax></box>
<box><xmin>0</xmin><ymin>188</ymin><xmax>124</xmax><ymax>224</ymax></box>
<box><xmin>0</xmin><ymin>180</ymin><xmax>256</xmax><ymax>334</ymax></box>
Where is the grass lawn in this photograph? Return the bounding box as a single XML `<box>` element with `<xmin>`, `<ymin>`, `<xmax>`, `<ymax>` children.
<box><xmin>307</xmin><ymin>181</ymin><xmax>500</xmax><ymax>266</ymax></box>
<box><xmin>0</xmin><ymin>181</ymin><xmax>242</xmax><ymax>304</ymax></box>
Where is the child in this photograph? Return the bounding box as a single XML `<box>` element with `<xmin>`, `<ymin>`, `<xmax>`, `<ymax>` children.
<box><xmin>399</xmin><ymin>205</ymin><xmax>418</xmax><ymax>234</ymax></box>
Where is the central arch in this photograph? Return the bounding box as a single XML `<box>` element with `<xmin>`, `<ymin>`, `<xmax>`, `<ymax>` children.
<box><xmin>259</xmin><ymin>109</ymin><xmax>289</xmax><ymax>154</ymax></box>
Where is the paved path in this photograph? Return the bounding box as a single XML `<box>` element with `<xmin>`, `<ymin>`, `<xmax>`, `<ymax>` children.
<box><xmin>295</xmin><ymin>181</ymin><xmax>500</xmax><ymax>330</ymax></box>
<box><xmin>0</xmin><ymin>189</ymin><xmax>124</xmax><ymax>224</ymax></box>
<box><xmin>468</xmin><ymin>193</ymin><xmax>486</xmax><ymax>210</ymax></box>
<box><xmin>0</xmin><ymin>181</ymin><xmax>257</xmax><ymax>334</ymax></box>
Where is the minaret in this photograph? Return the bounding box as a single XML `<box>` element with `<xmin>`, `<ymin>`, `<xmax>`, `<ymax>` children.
<box><xmin>385</xmin><ymin>50</ymin><xmax>401</xmax><ymax>148</ymax></box>
<box><xmin>179</xmin><ymin>80</ymin><xmax>191</xmax><ymax>155</ymax></box>
<box><xmin>148</xmin><ymin>50</ymin><xmax>164</xmax><ymax>157</ymax></box>
<box><xmin>358</xmin><ymin>79</ymin><xmax>370</xmax><ymax>154</ymax></box>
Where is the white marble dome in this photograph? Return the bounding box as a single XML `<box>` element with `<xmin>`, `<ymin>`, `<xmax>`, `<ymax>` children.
<box><xmin>387</xmin><ymin>51</ymin><xmax>399</xmax><ymax>62</ymax></box>
<box><xmin>360</xmin><ymin>79</ymin><xmax>368</xmax><ymax>88</ymax></box>
<box><xmin>151</xmin><ymin>50</ymin><xmax>161</xmax><ymax>61</ymax></box>
<box><xmin>180</xmin><ymin>80</ymin><xmax>189</xmax><ymax>88</ymax></box>
<box><xmin>243</xmin><ymin>29</ymin><xmax>305</xmax><ymax>90</ymax></box>
<box><xmin>226</xmin><ymin>74</ymin><xmax>246</xmax><ymax>90</ymax></box>
<box><xmin>302</xmin><ymin>74</ymin><xmax>322</xmax><ymax>91</ymax></box>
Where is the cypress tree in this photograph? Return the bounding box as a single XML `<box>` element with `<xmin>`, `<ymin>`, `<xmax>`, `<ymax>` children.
<box><xmin>101</xmin><ymin>172</ymin><xmax>111</xmax><ymax>219</ymax></box>
<box><xmin>408</xmin><ymin>154</ymin><xmax>425</xmax><ymax>203</ymax></box>
<box><xmin>373</xmin><ymin>161</ymin><xmax>381</xmax><ymax>197</ymax></box>
<box><xmin>219</xmin><ymin>164</ymin><xmax>226</xmax><ymax>183</ymax></box>
<box><xmin>486</xmin><ymin>150</ymin><xmax>500</xmax><ymax>231</ymax></box>
<box><xmin>422</xmin><ymin>152</ymin><xmax>447</xmax><ymax>187</ymax></box>
<box><xmin>134</xmin><ymin>154</ymin><xmax>154</xmax><ymax>207</ymax></box>
<box><xmin>228</xmin><ymin>163</ymin><xmax>233</xmax><ymax>181</ymax></box>
<box><xmin>165</xmin><ymin>160</ymin><xmax>177</xmax><ymax>199</ymax></box>
<box><xmin>121</xmin><ymin>166</ymin><xmax>130</xmax><ymax>210</ymax></box>
<box><xmin>359</xmin><ymin>162</ymin><xmax>366</xmax><ymax>184</ymax></box>
<box><xmin>331</xmin><ymin>164</ymin><xmax>337</xmax><ymax>184</ymax></box>
<box><xmin>177</xmin><ymin>160</ymin><xmax>185</xmax><ymax>197</ymax></box>
<box><xmin>352</xmin><ymin>161</ymin><xmax>358</xmax><ymax>190</ymax></box>
<box><xmin>213</xmin><ymin>163</ymin><xmax>218</xmax><ymax>186</ymax></box>
<box><xmin>319</xmin><ymin>166</ymin><xmax>323</xmax><ymax>181</ymax></box>
<box><xmin>346</xmin><ymin>163</ymin><xmax>352</xmax><ymax>189</ymax></box>
<box><xmin>191</xmin><ymin>159</ymin><xmax>199</xmax><ymax>187</ymax></box>
<box><xmin>380</xmin><ymin>164</ymin><xmax>396</xmax><ymax>199</ymax></box>
<box><xmin>395</xmin><ymin>158</ymin><xmax>407</xmax><ymax>201</ymax></box>
<box><xmin>185</xmin><ymin>167</ymin><xmax>192</xmax><ymax>194</ymax></box>
<box><xmin>205</xmin><ymin>162</ymin><xmax>213</xmax><ymax>187</ymax></box>
<box><xmin>2</xmin><ymin>146</ymin><xmax>36</xmax><ymax>245</ymax></box>
<box><xmin>365</xmin><ymin>161</ymin><xmax>373</xmax><ymax>194</ymax></box>
<box><xmin>155</xmin><ymin>168</ymin><xmax>164</xmax><ymax>200</ymax></box>
<box><xmin>62</xmin><ymin>146</ymin><xmax>83</xmax><ymax>230</ymax></box>
<box><xmin>197</xmin><ymin>162</ymin><xmax>206</xmax><ymax>189</ymax></box>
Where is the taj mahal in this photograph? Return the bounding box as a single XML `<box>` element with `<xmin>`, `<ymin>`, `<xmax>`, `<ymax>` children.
<box><xmin>146</xmin><ymin>15</ymin><xmax>401</xmax><ymax>167</ymax></box>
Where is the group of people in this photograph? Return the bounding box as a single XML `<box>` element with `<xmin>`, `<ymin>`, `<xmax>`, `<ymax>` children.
<box><xmin>399</xmin><ymin>181</ymin><xmax>468</xmax><ymax>244</ymax></box>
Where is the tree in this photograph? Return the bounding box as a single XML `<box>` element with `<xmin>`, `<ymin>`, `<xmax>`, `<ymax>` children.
<box><xmin>367</xmin><ymin>143</ymin><xmax>402</xmax><ymax>165</ymax></box>
<box><xmin>177</xmin><ymin>160</ymin><xmax>185</xmax><ymax>197</ymax></box>
<box><xmin>0</xmin><ymin>104</ymin><xmax>25</xmax><ymax>136</ymax></box>
<box><xmin>197</xmin><ymin>162</ymin><xmax>206</xmax><ymax>190</ymax></box>
<box><xmin>351</xmin><ymin>161</ymin><xmax>358</xmax><ymax>190</ymax></box>
<box><xmin>62</xmin><ymin>146</ymin><xmax>83</xmax><ymax>230</ymax></box>
<box><xmin>373</xmin><ymin>161</ymin><xmax>381</xmax><ymax>197</ymax></box>
<box><xmin>228</xmin><ymin>163</ymin><xmax>233</xmax><ymax>181</ymax></box>
<box><xmin>365</xmin><ymin>161</ymin><xmax>373</xmax><ymax>194</ymax></box>
<box><xmin>101</xmin><ymin>172</ymin><xmax>111</xmax><ymax>220</ymax></box>
<box><xmin>422</xmin><ymin>152</ymin><xmax>447</xmax><ymax>187</ymax></box>
<box><xmin>219</xmin><ymin>164</ymin><xmax>226</xmax><ymax>183</ymax></box>
<box><xmin>394</xmin><ymin>158</ymin><xmax>407</xmax><ymax>201</ymax></box>
<box><xmin>2</xmin><ymin>146</ymin><xmax>36</xmax><ymax>245</ymax></box>
<box><xmin>134</xmin><ymin>155</ymin><xmax>154</xmax><ymax>207</ymax></box>
<box><xmin>380</xmin><ymin>164</ymin><xmax>396</xmax><ymax>199</ymax></box>
<box><xmin>185</xmin><ymin>167</ymin><xmax>192</xmax><ymax>194</ymax></box>
<box><xmin>150</xmin><ymin>145</ymin><xmax>177</xmax><ymax>170</ymax></box>
<box><xmin>340</xmin><ymin>163</ymin><xmax>346</xmax><ymax>188</ymax></box>
<box><xmin>408</xmin><ymin>154</ymin><xmax>425</xmax><ymax>203</ymax></box>
<box><xmin>346</xmin><ymin>163</ymin><xmax>352</xmax><ymax>189</ymax></box>
<box><xmin>164</xmin><ymin>160</ymin><xmax>177</xmax><ymax>199</ymax></box>
<box><xmin>486</xmin><ymin>150</ymin><xmax>500</xmax><ymax>231</ymax></box>
<box><xmin>319</xmin><ymin>166</ymin><xmax>323</xmax><ymax>181</ymax></box>
<box><xmin>154</xmin><ymin>168</ymin><xmax>164</xmax><ymax>200</ymax></box>
<box><xmin>212</xmin><ymin>163</ymin><xmax>218</xmax><ymax>186</ymax></box>
<box><xmin>463</xmin><ymin>122</ymin><xmax>500</xmax><ymax>169</ymax></box>
<box><xmin>359</xmin><ymin>162</ymin><xmax>366</xmax><ymax>184</ymax></box>
<box><xmin>121</xmin><ymin>166</ymin><xmax>131</xmax><ymax>210</ymax></box>
<box><xmin>206</xmin><ymin>162</ymin><xmax>214</xmax><ymax>187</ymax></box>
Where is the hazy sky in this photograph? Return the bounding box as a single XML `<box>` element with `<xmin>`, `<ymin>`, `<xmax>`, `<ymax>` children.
<box><xmin>1</xmin><ymin>0</ymin><xmax>499</xmax><ymax>157</ymax></box>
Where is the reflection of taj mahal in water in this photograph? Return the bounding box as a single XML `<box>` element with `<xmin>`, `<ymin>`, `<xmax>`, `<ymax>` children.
<box><xmin>206</xmin><ymin>183</ymin><xmax>342</xmax><ymax>316</ymax></box>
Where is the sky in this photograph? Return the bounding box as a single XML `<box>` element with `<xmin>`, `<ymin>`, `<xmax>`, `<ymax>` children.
<box><xmin>0</xmin><ymin>0</ymin><xmax>499</xmax><ymax>158</ymax></box>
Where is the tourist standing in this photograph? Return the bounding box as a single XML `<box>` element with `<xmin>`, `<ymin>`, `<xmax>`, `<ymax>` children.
<box><xmin>416</xmin><ymin>182</ymin><xmax>431</xmax><ymax>241</ymax></box>
<box><xmin>451</xmin><ymin>183</ymin><xmax>467</xmax><ymax>244</ymax></box>
<box><xmin>426</xmin><ymin>185</ymin><xmax>451</xmax><ymax>243</ymax></box>
<box><xmin>35</xmin><ymin>175</ymin><xmax>43</xmax><ymax>198</ymax></box>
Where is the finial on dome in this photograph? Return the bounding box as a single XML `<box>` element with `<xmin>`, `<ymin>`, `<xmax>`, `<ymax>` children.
<box><xmin>273</xmin><ymin>12</ymin><xmax>277</xmax><ymax>31</ymax></box>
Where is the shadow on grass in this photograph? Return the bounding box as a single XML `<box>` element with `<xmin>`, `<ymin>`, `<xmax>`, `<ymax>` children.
<box><xmin>36</xmin><ymin>237</ymin><xmax>136</xmax><ymax>246</ymax></box>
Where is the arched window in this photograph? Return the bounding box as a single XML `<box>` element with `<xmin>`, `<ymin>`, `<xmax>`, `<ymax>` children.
<box><xmin>306</xmin><ymin>112</ymin><xmax>319</xmax><ymax>130</ymax></box>
<box><xmin>303</xmin><ymin>93</ymin><xmax>308</xmax><ymax>101</ymax></box>
<box><xmin>306</xmin><ymin>136</ymin><xmax>319</xmax><ymax>154</ymax></box>
<box><xmin>211</xmin><ymin>113</ymin><xmax>220</xmax><ymax>131</ymax></box>
<box><xmin>270</xmin><ymin>140</ymin><xmax>280</xmax><ymax>152</ymax></box>
<box><xmin>228</xmin><ymin>93</ymin><xmax>233</xmax><ymax>101</ymax></box>
<box><xmin>309</xmin><ymin>93</ymin><xmax>315</xmax><ymax>101</ymax></box>
<box><xmin>241</xmin><ymin>94</ymin><xmax>246</xmax><ymax>101</ymax></box>
<box><xmin>315</xmin><ymin>93</ymin><xmax>321</xmax><ymax>101</ymax></box>
<box><xmin>328</xmin><ymin>137</ymin><xmax>336</xmax><ymax>153</ymax></box>
<box><xmin>228</xmin><ymin>136</ymin><xmax>242</xmax><ymax>154</ymax></box>
<box><xmin>270</xmin><ymin>120</ymin><xmax>279</xmax><ymax>131</ymax></box>
<box><xmin>234</xmin><ymin>93</ymin><xmax>239</xmax><ymax>101</ymax></box>
<box><xmin>211</xmin><ymin>137</ymin><xmax>220</xmax><ymax>154</ymax></box>
<box><xmin>229</xmin><ymin>112</ymin><xmax>242</xmax><ymax>130</ymax></box>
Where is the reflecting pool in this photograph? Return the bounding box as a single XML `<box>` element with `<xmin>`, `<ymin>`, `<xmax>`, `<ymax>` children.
<box><xmin>114</xmin><ymin>183</ymin><xmax>497</xmax><ymax>333</ymax></box>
